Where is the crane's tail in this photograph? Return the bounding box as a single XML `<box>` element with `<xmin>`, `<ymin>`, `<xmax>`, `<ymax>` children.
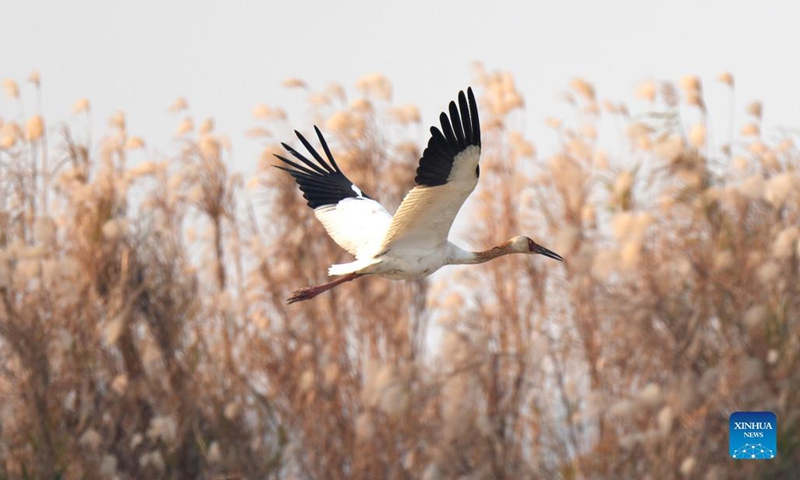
<box><xmin>328</xmin><ymin>258</ymin><xmax>381</xmax><ymax>277</ymax></box>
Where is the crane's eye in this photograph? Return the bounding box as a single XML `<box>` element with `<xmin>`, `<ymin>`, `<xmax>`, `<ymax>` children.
<box><xmin>527</xmin><ymin>238</ymin><xmax>536</xmax><ymax>251</ymax></box>
<box><xmin>475</xmin><ymin>165</ymin><xmax>480</xmax><ymax>177</ymax></box>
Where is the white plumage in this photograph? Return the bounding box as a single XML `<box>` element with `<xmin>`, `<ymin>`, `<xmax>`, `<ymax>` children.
<box><xmin>380</xmin><ymin>145</ymin><xmax>481</xmax><ymax>253</ymax></box>
<box><xmin>314</xmin><ymin>197</ymin><xmax>392</xmax><ymax>259</ymax></box>
<box><xmin>276</xmin><ymin>87</ymin><xmax>562</xmax><ymax>304</ymax></box>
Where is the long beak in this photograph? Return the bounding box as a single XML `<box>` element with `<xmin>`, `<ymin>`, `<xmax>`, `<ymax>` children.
<box><xmin>535</xmin><ymin>244</ymin><xmax>564</xmax><ymax>262</ymax></box>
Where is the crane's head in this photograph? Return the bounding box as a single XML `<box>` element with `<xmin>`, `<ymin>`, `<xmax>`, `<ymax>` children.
<box><xmin>510</xmin><ymin>236</ymin><xmax>564</xmax><ymax>262</ymax></box>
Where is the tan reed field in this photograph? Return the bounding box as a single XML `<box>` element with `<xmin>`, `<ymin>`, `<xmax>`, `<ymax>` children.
<box><xmin>0</xmin><ymin>67</ymin><xmax>797</xmax><ymax>479</ymax></box>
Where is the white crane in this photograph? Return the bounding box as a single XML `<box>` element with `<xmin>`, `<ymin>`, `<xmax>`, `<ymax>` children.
<box><xmin>276</xmin><ymin>87</ymin><xmax>562</xmax><ymax>304</ymax></box>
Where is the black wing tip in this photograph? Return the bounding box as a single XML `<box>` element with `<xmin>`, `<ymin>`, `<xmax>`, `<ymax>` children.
<box><xmin>443</xmin><ymin>88</ymin><xmax>480</xmax><ymax>150</ymax></box>
<box><xmin>292</xmin><ymin>129</ymin><xmax>313</xmax><ymax>150</ymax></box>
<box><xmin>466</xmin><ymin>87</ymin><xmax>480</xmax><ymax>147</ymax></box>
<box><xmin>449</xmin><ymin>101</ymin><xmax>466</xmax><ymax>147</ymax></box>
<box><xmin>275</xmin><ymin>127</ymin><xmax>370</xmax><ymax>209</ymax></box>
<box><xmin>312</xmin><ymin>125</ymin><xmax>341</xmax><ymax>173</ymax></box>
<box><xmin>413</xmin><ymin>87</ymin><xmax>482</xmax><ymax>187</ymax></box>
<box><xmin>273</xmin><ymin>153</ymin><xmax>296</xmax><ymax>168</ymax></box>
<box><xmin>466</xmin><ymin>87</ymin><xmax>476</xmax><ymax>106</ymax></box>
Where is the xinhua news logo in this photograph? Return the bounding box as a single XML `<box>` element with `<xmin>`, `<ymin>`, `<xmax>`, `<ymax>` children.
<box><xmin>729</xmin><ymin>411</ymin><xmax>777</xmax><ymax>460</ymax></box>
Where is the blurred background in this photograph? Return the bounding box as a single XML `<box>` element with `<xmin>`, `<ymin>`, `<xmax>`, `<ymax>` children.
<box><xmin>1</xmin><ymin>1</ymin><xmax>798</xmax><ymax>478</ymax></box>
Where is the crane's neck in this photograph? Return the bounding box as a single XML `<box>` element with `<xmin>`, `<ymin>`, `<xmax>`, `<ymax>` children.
<box><xmin>448</xmin><ymin>240</ymin><xmax>519</xmax><ymax>265</ymax></box>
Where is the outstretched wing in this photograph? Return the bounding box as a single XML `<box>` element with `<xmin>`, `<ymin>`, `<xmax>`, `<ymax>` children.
<box><xmin>380</xmin><ymin>87</ymin><xmax>481</xmax><ymax>252</ymax></box>
<box><xmin>275</xmin><ymin>127</ymin><xmax>392</xmax><ymax>258</ymax></box>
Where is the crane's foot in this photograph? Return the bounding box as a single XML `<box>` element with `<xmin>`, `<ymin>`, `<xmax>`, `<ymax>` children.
<box><xmin>285</xmin><ymin>273</ymin><xmax>362</xmax><ymax>304</ymax></box>
<box><xmin>287</xmin><ymin>286</ymin><xmax>322</xmax><ymax>304</ymax></box>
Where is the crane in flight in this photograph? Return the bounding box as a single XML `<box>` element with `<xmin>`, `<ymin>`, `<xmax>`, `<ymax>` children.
<box><xmin>275</xmin><ymin>87</ymin><xmax>562</xmax><ymax>304</ymax></box>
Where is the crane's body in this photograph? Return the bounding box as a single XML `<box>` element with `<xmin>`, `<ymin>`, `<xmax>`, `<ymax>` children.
<box><xmin>276</xmin><ymin>88</ymin><xmax>562</xmax><ymax>303</ymax></box>
<box><xmin>332</xmin><ymin>242</ymin><xmax>476</xmax><ymax>281</ymax></box>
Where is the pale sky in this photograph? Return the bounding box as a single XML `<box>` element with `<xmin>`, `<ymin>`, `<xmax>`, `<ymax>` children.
<box><xmin>3</xmin><ymin>0</ymin><xmax>799</xmax><ymax>173</ymax></box>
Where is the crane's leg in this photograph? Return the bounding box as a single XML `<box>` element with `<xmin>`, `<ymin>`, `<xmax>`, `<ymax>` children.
<box><xmin>287</xmin><ymin>273</ymin><xmax>362</xmax><ymax>304</ymax></box>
